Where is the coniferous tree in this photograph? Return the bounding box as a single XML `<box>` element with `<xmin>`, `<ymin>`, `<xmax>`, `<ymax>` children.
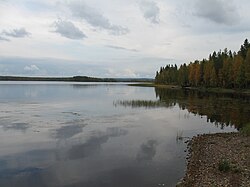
<box><xmin>245</xmin><ymin>49</ymin><xmax>250</xmax><ymax>87</ymax></box>
<box><xmin>155</xmin><ymin>39</ymin><xmax>250</xmax><ymax>89</ymax></box>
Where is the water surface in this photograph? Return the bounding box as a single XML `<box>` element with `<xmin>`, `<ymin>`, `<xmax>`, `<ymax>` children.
<box><xmin>0</xmin><ymin>82</ymin><xmax>248</xmax><ymax>187</ymax></box>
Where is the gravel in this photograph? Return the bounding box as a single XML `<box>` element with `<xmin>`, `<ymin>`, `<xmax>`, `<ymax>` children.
<box><xmin>177</xmin><ymin>132</ymin><xmax>250</xmax><ymax>187</ymax></box>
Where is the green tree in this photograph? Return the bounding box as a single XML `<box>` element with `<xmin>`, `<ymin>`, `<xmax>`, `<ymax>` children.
<box><xmin>204</xmin><ymin>62</ymin><xmax>213</xmax><ymax>87</ymax></box>
<box><xmin>221</xmin><ymin>58</ymin><xmax>233</xmax><ymax>88</ymax></box>
<box><xmin>194</xmin><ymin>61</ymin><xmax>201</xmax><ymax>86</ymax></box>
<box><xmin>239</xmin><ymin>39</ymin><xmax>250</xmax><ymax>59</ymax></box>
<box><xmin>233</xmin><ymin>55</ymin><xmax>244</xmax><ymax>88</ymax></box>
<box><xmin>244</xmin><ymin>49</ymin><xmax>250</xmax><ymax>88</ymax></box>
<box><xmin>188</xmin><ymin>62</ymin><xmax>195</xmax><ymax>86</ymax></box>
<box><xmin>155</xmin><ymin>39</ymin><xmax>249</xmax><ymax>89</ymax></box>
<box><xmin>210</xmin><ymin>66</ymin><xmax>217</xmax><ymax>87</ymax></box>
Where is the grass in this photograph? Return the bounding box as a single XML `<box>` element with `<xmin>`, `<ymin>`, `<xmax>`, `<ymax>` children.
<box><xmin>218</xmin><ymin>159</ymin><xmax>242</xmax><ymax>173</ymax></box>
<box><xmin>218</xmin><ymin>159</ymin><xmax>231</xmax><ymax>172</ymax></box>
<box><xmin>176</xmin><ymin>130</ymin><xmax>184</xmax><ymax>141</ymax></box>
<box><xmin>240</xmin><ymin>122</ymin><xmax>250</xmax><ymax>136</ymax></box>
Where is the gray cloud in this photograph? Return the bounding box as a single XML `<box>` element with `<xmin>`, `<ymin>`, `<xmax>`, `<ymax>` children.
<box><xmin>105</xmin><ymin>45</ymin><xmax>139</xmax><ymax>52</ymax></box>
<box><xmin>53</xmin><ymin>20</ymin><xmax>86</xmax><ymax>40</ymax></box>
<box><xmin>0</xmin><ymin>36</ymin><xmax>10</xmax><ymax>41</ymax></box>
<box><xmin>2</xmin><ymin>28</ymin><xmax>30</xmax><ymax>38</ymax></box>
<box><xmin>139</xmin><ymin>0</ymin><xmax>160</xmax><ymax>24</ymax></box>
<box><xmin>194</xmin><ymin>0</ymin><xmax>239</xmax><ymax>25</ymax></box>
<box><xmin>68</xmin><ymin>1</ymin><xmax>129</xmax><ymax>35</ymax></box>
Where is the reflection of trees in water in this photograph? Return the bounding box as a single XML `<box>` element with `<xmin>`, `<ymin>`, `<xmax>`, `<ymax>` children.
<box><xmin>115</xmin><ymin>88</ymin><xmax>250</xmax><ymax>129</ymax></box>
<box><xmin>156</xmin><ymin>88</ymin><xmax>250</xmax><ymax>129</ymax></box>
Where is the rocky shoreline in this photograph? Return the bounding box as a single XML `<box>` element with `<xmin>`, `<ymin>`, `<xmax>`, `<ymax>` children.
<box><xmin>177</xmin><ymin>132</ymin><xmax>250</xmax><ymax>187</ymax></box>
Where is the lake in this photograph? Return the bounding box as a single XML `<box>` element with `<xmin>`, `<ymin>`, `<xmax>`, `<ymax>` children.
<box><xmin>0</xmin><ymin>82</ymin><xmax>249</xmax><ymax>187</ymax></box>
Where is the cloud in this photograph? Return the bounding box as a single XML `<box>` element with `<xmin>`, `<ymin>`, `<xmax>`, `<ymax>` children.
<box><xmin>0</xmin><ymin>36</ymin><xmax>10</xmax><ymax>41</ymax></box>
<box><xmin>194</xmin><ymin>0</ymin><xmax>239</xmax><ymax>25</ymax></box>
<box><xmin>106</xmin><ymin>68</ymin><xmax>139</xmax><ymax>78</ymax></box>
<box><xmin>53</xmin><ymin>19</ymin><xmax>87</xmax><ymax>40</ymax></box>
<box><xmin>0</xmin><ymin>56</ymin><xmax>178</xmax><ymax>78</ymax></box>
<box><xmin>68</xmin><ymin>1</ymin><xmax>129</xmax><ymax>35</ymax></box>
<box><xmin>24</xmin><ymin>65</ymin><xmax>39</xmax><ymax>71</ymax></box>
<box><xmin>2</xmin><ymin>28</ymin><xmax>31</xmax><ymax>38</ymax></box>
<box><xmin>139</xmin><ymin>0</ymin><xmax>160</xmax><ymax>24</ymax></box>
<box><xmin>105</xmin><ymin>45</ymin><xmax>139</xmax><ymax>52</ymax></box>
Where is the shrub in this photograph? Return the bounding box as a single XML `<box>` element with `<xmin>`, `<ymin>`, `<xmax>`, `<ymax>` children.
<box><xmin>218</xmin><ymin>159</ymin><xmax>231</xmax><ymax>172</ymax></box>
<box><xmin>240</xmin><ymin>123</ymin><xmax>250</xmax><ymax>136</ymax></box>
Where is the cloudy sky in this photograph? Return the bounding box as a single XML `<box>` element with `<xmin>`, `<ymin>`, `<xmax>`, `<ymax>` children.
<box><xmin>0</xmin><ymin>0</ymin><xmax>249</xmax><ymax>78</ymax></box>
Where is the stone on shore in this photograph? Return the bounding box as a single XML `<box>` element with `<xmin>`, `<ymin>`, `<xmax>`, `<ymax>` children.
<box><xmin>178</xmin><ymin>132</ymin><xmax>250</xmax><ymax>187</ymax></box>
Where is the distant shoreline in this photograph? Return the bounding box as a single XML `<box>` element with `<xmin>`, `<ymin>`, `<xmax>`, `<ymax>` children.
<box><xmin>0</xmin><ymin>76</ymin><xmax>154</xmax><ymax>83</ymax></box>
<box><xmin>129</xmin><ymin>83</ymin><xmax>250</xmax><ymax>96</ymax></box>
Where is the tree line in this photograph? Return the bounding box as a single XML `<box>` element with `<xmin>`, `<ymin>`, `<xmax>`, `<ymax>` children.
<box><xmin>155</xmin><ymin>39</ymin><xmax>250</xmax><ymax>89</ymax></box>
<box><xmin>0</xmin><ymin>76</ymin><xmax>154</xmax><ymax>83</ymax></box>
<box><xmin>0</xmin><ymin>76</ymin><xmax>108</xmax><ymax>82</ymax></box>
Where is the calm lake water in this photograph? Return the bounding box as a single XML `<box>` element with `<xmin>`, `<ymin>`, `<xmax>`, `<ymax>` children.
<box><xmin>0</xmin><ymin>82</ymin><xmax>249</xmax><ymax>187</ymax></box>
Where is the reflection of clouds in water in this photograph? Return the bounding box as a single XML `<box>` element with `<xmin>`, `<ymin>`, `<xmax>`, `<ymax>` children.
<box><xmin>24</xmin><ymin>89</ymin><xmax>39</xmax><ymax>98</ymax></box>
<box><xmin>107</xmin><ymin>86</ymin><xmax>137</xmax><ymax>96</ymax></box>
<box><xmin>136</xmin><ymin>140</ymin><xmax>158</xmax><ymax>162</ymax></box>
<box><xmin>0</xmin><ymin>167</ymin><xmax>43</xmax><ymax>177</ymax></box>
<box><xmin>0</xmin><ymin>167</ymin><xmax>46</xmax><ymax>187</ymax></box>
<box><xmin>68</xmin><ymin>127</ymin><xmax>128</xmax><ymax>160</ymax></box>
<box><xmin>55</xmin><ymin>123</ymin><xmax>85</xmax><ymax>139</ymax></box>
<box><xmin>62</xmin><ymin>111</ymin><xmax>81</xmax><ymax>116</ymax></box>
<box><xmin>0</xmin><ymin>149</ymin><xmax>55</xmax><ymax>180</ymax></box>
<box><xmin>1</xmin><ymin>122</ymin><xmax>29</xmax><ymax>132</ymax></box>
<box><xmin>0</xmin><ymin>127</ymin><xmax>128</xmax><ymax>171</ymax></box>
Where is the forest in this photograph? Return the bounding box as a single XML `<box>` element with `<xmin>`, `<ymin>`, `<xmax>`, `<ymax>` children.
<box><xmin>155</xmin><ymin>39</ymin><xmax>250</xmax><ymax>89</ymax></box>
